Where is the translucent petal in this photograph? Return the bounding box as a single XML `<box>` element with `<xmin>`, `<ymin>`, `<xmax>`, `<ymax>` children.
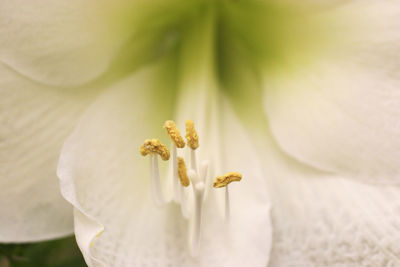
<box><xmin>0</xmin><ymin>0</ymin><xmax>204</xmax><ymax>87</ymax></box>
<box><xmin>0</xmin><ymin>0</ymin><xmax>121</xmax><ymax>86</ymax></box>
<box><xmin>0</xmin><ymin>63</ymin><xmax>94</xmax><ymax>242</ymax></box>
<box><xmin>257</xmin><ymin>131</ymin><xmax>400</xmax><ymax>266</ymax></box>
<box><xmin>263</xmin><ymin>0</ymin><xmax>400</xmax><ymax>183</ymax></box>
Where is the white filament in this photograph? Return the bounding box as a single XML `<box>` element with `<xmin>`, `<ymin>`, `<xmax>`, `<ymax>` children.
<box><xmin>199</xmin><ymin>160</ymin><xmax>209</xmax><ymax>183</ymax></box>
<box><xmin>150</xmin><ymin>155</ymin><xmax>165</xmax><ymax>207</ymax></box>
<box><xmin>188</xmin><ymin>169</ymin><xmax>204</xmax><ymax>257</ymax></box>
<box><xmin>225</xmin><ymin>185</ymin><xmax>230</xmax><ymax>222</ymax></box>
<box><xmin>180</xmin><ymin>186</ymin><xmax>189</xmax><ymax>219</ymax></box>
<box><xmin>172</xmin><ymin>145</ymin><xmax>181</xmax><ymax>203</ymax></box>
<box><xmin>190</xmin><ymin>149</ymin><xmax>198</xmax><ymax>173</ymax></box>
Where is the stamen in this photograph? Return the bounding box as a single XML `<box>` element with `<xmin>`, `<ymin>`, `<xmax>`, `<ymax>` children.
<box><xmin>139</xmin><ymin>139</ymin><xmax>168</xmax><ymax>206</ymax></box>
<box><xmin>188</xmin><ymin>169</ymin><xmax>204</xmax><ymax>257</ymax></box>
<box><xmin>164</xmin><ymin>120</ymin><xmax>185</xmax><ymax>148</ymax></box>
<box><xmin>185</xmin><ymin>120</ymin><xmax>199</xmax><ymax>150</ymax></box>
<box><xmin>164</xmin><ymin>120</ymin><xmax>184</xmax><ymax>203</ymax></box>
<box><xmin>150</xmin><ymin>155</ymin><xmax>166</xmax><ymax>206</ymax></box>
<box><xmin>178</xmin><ymin>157</ymin><xmax>190</xmax><ymax>187</ymax></box>
<box><xmin>141</xmin><ymin>139</ymin><xmax>170</xmax><ymax>161</ymax></box>
<box><xmin>213</xmin><ymin>172</ymin><xmax>242</xmax><ymax>188</ymax></box>
<box><xmin>213</xmin><ymin>172</ymin><xmax>242</xmax><ymax>222</ymax></box>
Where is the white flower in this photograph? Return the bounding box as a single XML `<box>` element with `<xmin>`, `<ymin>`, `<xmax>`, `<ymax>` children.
<box><xmin>1</xmin><ymin>0</ymin><xmax>400</xmax><ymax>266</ymax></box>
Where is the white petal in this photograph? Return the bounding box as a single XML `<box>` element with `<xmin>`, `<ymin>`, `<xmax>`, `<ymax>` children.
<box><xmin>58</xmin><ymin>59</ymin><xmax>180</xmax><ymax>266</ymax></box>
<box><xmin>0</xmin><ymin>0</ymin><xmax>120</xmax><ymax>86</ymax></box>
<box><xmin>257</xmin><ymin>130</ymin><xmax>400</xmax><ymax>266</ymax></box>
<box><xmin>0</xmin><ymin>0</ymin><xmax>203</xmax><ymax>87</ymax></box>
<box><xmin>175</xmin><ymin>81</ymin><xmax>272</xmax><ymax>266</ymax></box>
<box><xmin>263</xmin><ymin>1</ymin><xmax>400</xmax><ymax>183</ymax></box>
<box><xmin>0</xmin><ymin>63</ymin><xmax>94</xmax><ymax>242</ymax></box>
<box><xmin>58</xmin><ymin>57</ymin><xmax>271</xmax><ymax>266</ymax></box>
<box><xmin>205</xmin><ymin>100</ymin><xmax>272</xmax><ymax>267</ymax></box>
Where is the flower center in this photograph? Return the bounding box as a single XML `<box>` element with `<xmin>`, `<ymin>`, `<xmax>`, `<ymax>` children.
<box><xmin>104</xmin><ymin>0</ymin><xmax>338</xmax><ymax>88</ymax></box>
<box><xmin>139</xmin><ymin>120</ymin><xmax>242</xmax><ymax>257</ymax></box>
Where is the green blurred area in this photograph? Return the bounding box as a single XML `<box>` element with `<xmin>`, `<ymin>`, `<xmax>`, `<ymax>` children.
<box><xmin>0</xmin><ymin>236</ymin><xmax>86</xmax><ymax>267</ymax></box>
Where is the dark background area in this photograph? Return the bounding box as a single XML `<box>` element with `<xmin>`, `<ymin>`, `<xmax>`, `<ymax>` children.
<box><xmin>0</xmin><ymin>236</ymin><xmax>86</xmax><ymax>267</ymax></box>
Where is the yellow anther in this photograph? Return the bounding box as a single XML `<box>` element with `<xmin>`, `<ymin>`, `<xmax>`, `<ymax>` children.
<box><xmin>140</xmin><ymin>139</ymin><xmax>170</xmax><ymax>161</ymax></box>
<box><xmin>164</xmin><ymin>120</ymin><xmax>185</xmax><ymax>148</ymax></box>
<box><xmin>139</xmin><ymin>144</ymin><xmax>149</xmax><ymax>156</ymax></box>
<box><xmin>185</xmin><ymin>120</ymin><xmax>199</xmax><ymax>150</ymax></box>
<box><xmin>177</xmin><ymin>157</ymin><xmax>190</xmax><ymax>187</ymax></box>
<box><xmin>213</xmin><ymin>172</ymin><xmax>242</xmax><ymax>188</ymax></box>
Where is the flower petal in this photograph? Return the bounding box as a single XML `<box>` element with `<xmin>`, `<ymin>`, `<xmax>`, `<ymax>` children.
<box><xmin>0</xmin><ymin>63</ymin><xmax>94</xmax><ymax>242</ymax></box>
<box><xmin>0</xmin><ymin>0</ymin><xmax>120</xmax><ymax>86</ymax></box>
<box><xmin>257</xmin><ymin>131</ymin><xmax>400</xmax><ymax>266</ymax></box>
<box><xmin>58</xmin><ymin>59</ymin><xmax>179</xmax><ymax>266</ymax></box>
<box><xmin>175</xmin><ymin>83</ymin><xmax>272</xmax><ymax>266</ymax></box>
<box><xmin>263</xmin><ymin>1</ymin><xmax>400</xmax><ymax>183</ymax></box>
<box><xmin>58</xmin><ymin>56</ymin><xmax>271</xmax><ymax>266</ymax></box>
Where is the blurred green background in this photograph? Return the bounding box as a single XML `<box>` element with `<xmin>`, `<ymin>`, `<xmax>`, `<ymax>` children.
<box><xmin>0</xmin><ymin>236</ymin><xmax>86</xmax><ymax>267</ymax></box>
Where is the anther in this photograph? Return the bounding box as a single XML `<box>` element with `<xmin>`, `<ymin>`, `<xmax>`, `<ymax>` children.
<box><xmin>141</xmin><ymin>139</ymin><xmax>170</xmax><ymax>161</ymax></box>
<box><xmin>177</xmin><ymin>157</ymin><xmax>190</xmax><ymax>218</ymax></box>
<box><xmin>185</xmin><ymin>120</ymin><xmax>199</xmax><ymax>171</ymax></box>
<box><xmin>139</xmin><ymin>144</ymin><xmax>149</xmax><ymax>156</ymax></box>
<box><xmin>213</xmin><ymin>172</ymin><xmax>242</xmax><ymax>188</ymax></box>
<box><xmin>164</xmin><ymin>120</ymin><xmax>185</xmax><ymax>148</ymax></box>
<box><xmin>185</xmin><ymin>120</ymin><xmax>199</xmax><ymax>150</ymax></box>
<box><xmin>178</xmin><ymin>157</ymin><xmax>190</xmax><ymax>187</ymax></box>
